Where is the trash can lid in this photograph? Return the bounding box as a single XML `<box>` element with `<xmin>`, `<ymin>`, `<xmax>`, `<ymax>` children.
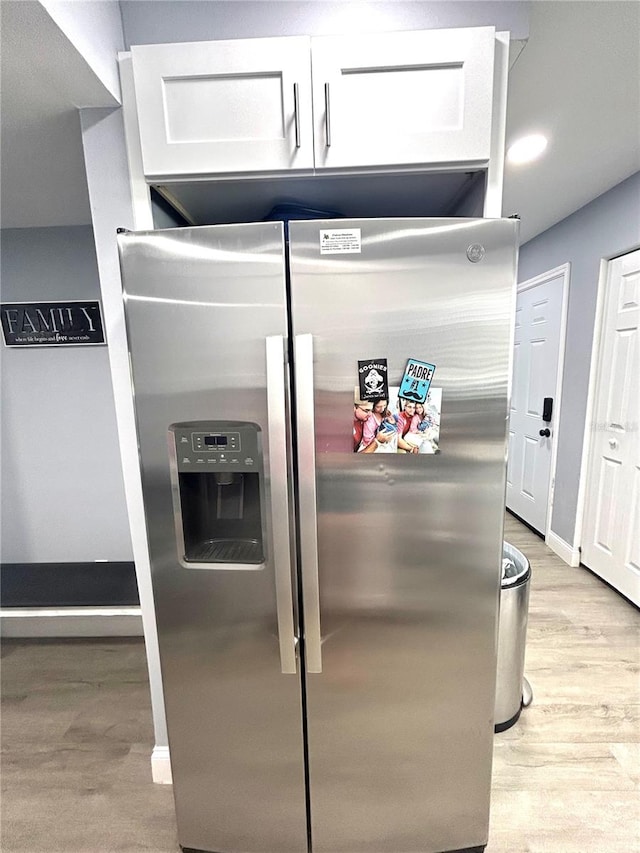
<box><xmin>502</xmin><ymin>542</ymin><xmax>530</xmax><ymax>587</ymax></box>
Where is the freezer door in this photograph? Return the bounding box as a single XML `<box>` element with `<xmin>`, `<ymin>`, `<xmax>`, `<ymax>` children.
<box><xmin>289</xmin><ymin>218</ymin><xmax>518</xmax><ymax>853</ymax></box>
<box><xmin>118</xmin><ymin>224</ymin><xmax>307</xmax><ymax>853</ymax></box>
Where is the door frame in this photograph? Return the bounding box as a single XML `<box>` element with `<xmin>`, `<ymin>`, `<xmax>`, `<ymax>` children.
<box><xmin>574</xmin><ymin>244</ymin><xmax>640</xmax><ymax>564</ymax></box>
<box><xmin>512</xmin><ymin>262</ymin><xmax>571</xmax><ymax>542</ymax></box>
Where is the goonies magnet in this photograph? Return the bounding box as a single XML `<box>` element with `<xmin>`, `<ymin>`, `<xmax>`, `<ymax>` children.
<box><xmin>358</xmin><ymin>358</ymin><xmax>389</xmax><ymax>401</ymax></box>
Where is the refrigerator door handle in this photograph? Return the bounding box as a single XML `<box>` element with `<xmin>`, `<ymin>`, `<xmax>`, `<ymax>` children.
<box><xmin>266</xmin><ymin>335</ymin><xmax>298</xmax><ymax>675</ymax></box>
<box><xmin>294</xmin><ymin>334</ymin><xmax>322</xmax><ymax>673</ymax></box>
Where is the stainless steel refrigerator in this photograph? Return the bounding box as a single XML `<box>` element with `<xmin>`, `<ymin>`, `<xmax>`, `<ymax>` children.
<box><xmin>118</xmin><ymin>217</ymin><xmax>518</xmax><ymax>853</ymax></box>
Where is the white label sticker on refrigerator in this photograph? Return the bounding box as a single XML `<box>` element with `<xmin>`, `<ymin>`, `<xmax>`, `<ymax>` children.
<box><xmin>320</xmin><ymin>229</ymin><xmax>361</xmax><ymax>255</ymax></box>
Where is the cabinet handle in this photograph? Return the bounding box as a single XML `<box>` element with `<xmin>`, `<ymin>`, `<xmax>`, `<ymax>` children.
<box><xmin>324</xmin><ymin>82</ymin><xmax>332</xmax><ymax>148</ymax></box>
<box><xmin>293</xmin><ymin>83</ymin><xmax>301</xmax><ymax>149</ymax></box>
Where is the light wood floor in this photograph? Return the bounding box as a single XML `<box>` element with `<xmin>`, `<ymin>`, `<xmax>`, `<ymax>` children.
<box><xmin>1</xmin><ymin>515</ymin><xmax>638</xmax><ymax>852</ymax></box>
<box><xmin>489</xmin><ymin>514</ymin><xmax>640</xmax><ymax>852</ymax></box>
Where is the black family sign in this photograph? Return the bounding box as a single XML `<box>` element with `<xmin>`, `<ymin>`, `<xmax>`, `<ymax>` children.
<box><xmin>1</xmin><ymin>302</ymin><xmax>105</xmax><ymax>347</ymax></box>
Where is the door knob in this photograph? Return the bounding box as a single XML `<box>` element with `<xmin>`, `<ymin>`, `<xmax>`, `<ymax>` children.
<box><xmin>539</xmin><ymin>428</ymin><xmax>551</xmax><ymax>438</ymax></box>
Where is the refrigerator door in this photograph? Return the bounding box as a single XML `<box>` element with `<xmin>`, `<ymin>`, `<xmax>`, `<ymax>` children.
<box><xmin>118</xmin><ymin>224</ymin><xmax>307</xmax><ymax>853</ymax></box>
<box><xmin>289</xmin><ymin>218</ymin><xmax>517</xmax><ymax>853</ymax></box>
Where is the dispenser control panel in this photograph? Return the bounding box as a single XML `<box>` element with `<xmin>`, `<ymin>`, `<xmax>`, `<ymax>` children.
<box><xmin>172</xmin><ymin>423</ymin><xmax>261</xmax><ymax>473</ymax></box>
<box><xmin>193</xmin><ymin>431</ymin><xmax>240</xmax><ymax>453</ymax></box>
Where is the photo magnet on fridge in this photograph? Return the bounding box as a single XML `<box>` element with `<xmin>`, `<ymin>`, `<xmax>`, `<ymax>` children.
<box><xmin>358</xmin><ymin>359</ymin><xmax>388</xmax><ymax>401</ymax></box>
<box><xmin>399</xmin><ymin>358</ymin><xmax>436</xmax><ymax>404</ymax></box>
<box><xmin>353</xmin><ymin>386</ymin><xmax>442</xmax><ymax>454</ymax></box>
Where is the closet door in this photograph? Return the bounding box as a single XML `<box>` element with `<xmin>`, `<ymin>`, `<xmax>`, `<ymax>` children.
<box><xmin>131</xmin><ymin>37</ymin><xmax>314</xmax><ymax>179</ymax></box>
<box><xmin>311</xmin><ymin>27</ymin><xmax>495</xmax><ymax>171</ymax></box>
<box><xmin>581</xmin><ymin>249</ymin><xmax>640</xmax><ymax>606</ymax></box>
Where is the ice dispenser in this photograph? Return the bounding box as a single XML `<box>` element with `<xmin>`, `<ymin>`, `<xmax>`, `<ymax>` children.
<box><xmin>169</xmin><ymin>422</ymin><xmax>265</xmax><ymax>567</ymax></box>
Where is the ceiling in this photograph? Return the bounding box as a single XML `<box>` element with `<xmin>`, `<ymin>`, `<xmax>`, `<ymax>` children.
<box><xmin>1</xmin><ymin>1</ymin><xmax>638</xmax><ymax>244</ymax></box>
<box><xmin>503</xmin><ymin>1</ymin><xmax>640</xmax><ymax>242</ymax></box>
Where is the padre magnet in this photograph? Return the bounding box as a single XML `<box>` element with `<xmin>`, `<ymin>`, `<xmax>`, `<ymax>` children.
<box><xmin>399</xmin><ymin>358</ymin><xmax>436</xmax><ymax>403</ymax></box>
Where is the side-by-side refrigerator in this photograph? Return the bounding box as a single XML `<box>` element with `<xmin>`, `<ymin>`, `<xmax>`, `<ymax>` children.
<box><xmin>118</xmin><ymin>217</ymin><xmax>518</xmax><ymax>853</ymax></box>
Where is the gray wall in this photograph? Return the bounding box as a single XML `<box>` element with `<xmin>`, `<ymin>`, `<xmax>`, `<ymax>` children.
<box><xmin>1</xmin><ymin>225</ymin><xmax>133</xmax><ymax>563</ymax></box>
<box><xmin>121</xmin><ymin>0</ymin><xmax>529</xmax><ymax>46</ymax></box>
<box><xmin>518</xmin><ymin>171</ymin><xmax>640</xmax><ymax>545</ymax></box>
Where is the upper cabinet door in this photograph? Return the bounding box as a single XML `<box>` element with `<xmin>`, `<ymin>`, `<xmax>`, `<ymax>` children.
<box><xmin>311</xmin><ymin>28</ymin><xmax>495</xmax><ymax>170</ymax></box>
<box><xmin>131</xmin><ymin>37</ymin><xmax>314</xmax><ymax>179</ymax></box>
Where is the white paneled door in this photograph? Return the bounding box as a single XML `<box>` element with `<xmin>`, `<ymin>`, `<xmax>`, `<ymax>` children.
<box><xmin>582</xmin><ymin>249</ymin><xmax>640</xmax><ymax>606</ymax></box>
<box><xmin>507</xmin><ymin>269</ymin><xmax>566</xmax><ymax>533</ymax></box>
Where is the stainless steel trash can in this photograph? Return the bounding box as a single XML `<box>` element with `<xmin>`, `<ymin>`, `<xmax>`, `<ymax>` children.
<box><xmin>494</xmin><ymin>542</ymin><xmax>532</xmax><ymax>732</ymax></box>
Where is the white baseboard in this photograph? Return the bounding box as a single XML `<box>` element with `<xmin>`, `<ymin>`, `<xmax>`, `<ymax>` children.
<box><xmin>152</xmin><ymin>745</ymin><xmax>173</xmax><ymax>784</ymax></box>
<box><xmin>546</xmin><ymin>531</ymin><xmax>581</xmax><ymax>567</ymax></box>
<box><xmin>0</xmin><ymin>607</ymin><xmax>143</xmax><ymax>638</ymax></box>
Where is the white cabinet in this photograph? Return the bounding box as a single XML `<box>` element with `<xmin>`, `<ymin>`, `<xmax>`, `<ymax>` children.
<box><xmin>131</xmin><ymin>37</ymin><xmax>314</xmax><ymax>179</ymax></box>
<box><xmin>130</xmin><ymin>27</ymin><xmax>496</xmax><ymax>180</ymax></box>
<box><xmin>311</xmin><ymin>27</ymin><xmax>495</xmax><ymax>170</ymax></box>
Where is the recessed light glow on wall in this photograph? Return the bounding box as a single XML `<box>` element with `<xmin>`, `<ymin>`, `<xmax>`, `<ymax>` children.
<box><xmin>507</xmin><ymin>134</ymin><xmax>548</xmax><ymax>165</ymax></box>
